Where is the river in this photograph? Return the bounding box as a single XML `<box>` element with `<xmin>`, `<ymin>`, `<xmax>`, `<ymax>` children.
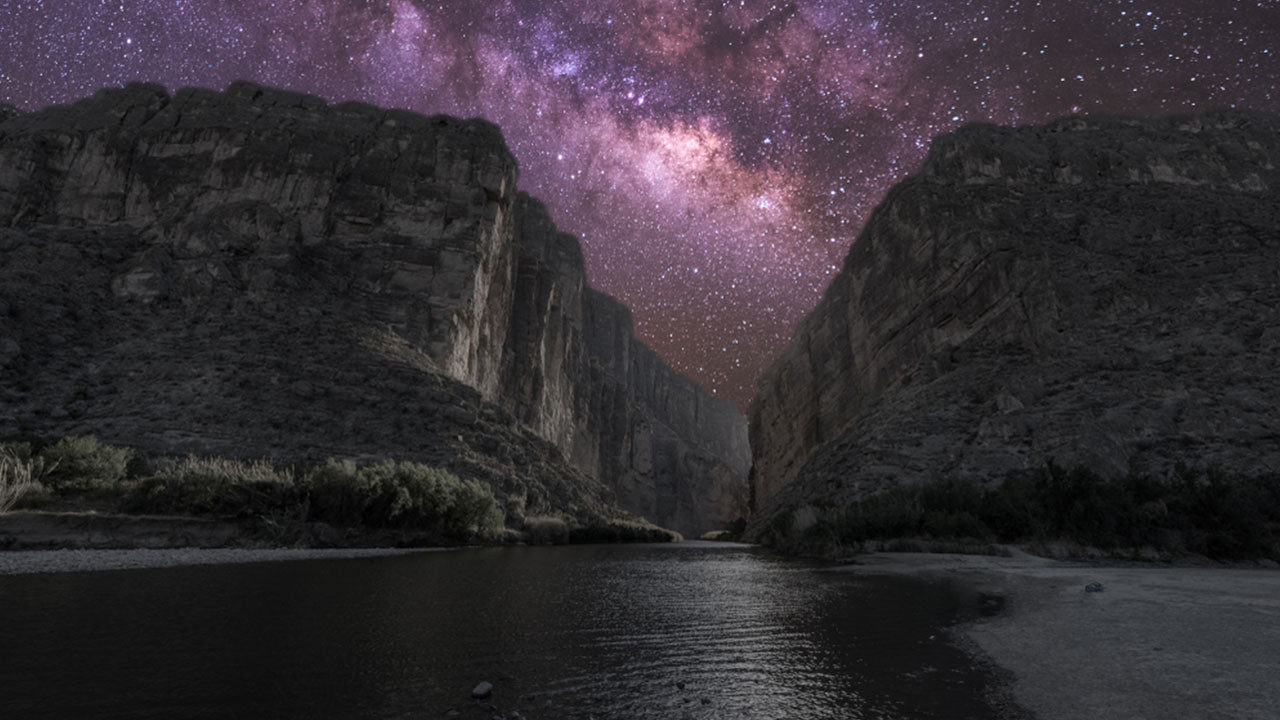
<box><xmin>0</xmin><ymin>542</ymin><xmax>1013</xmax><ymax>719</ymax></box>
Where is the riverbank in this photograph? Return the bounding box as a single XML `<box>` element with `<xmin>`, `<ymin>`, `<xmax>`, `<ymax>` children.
<box><xmin>0</xmin><ymin>546</ymin><xmax>438</xmax><ymax>575</ymax></box>
<box><xmin>836</xmin><ymin>549</ymin><xmax>1280</xmax><ymax>720</ymax></box>
<box><xmin>0</xmin><ymin>508</ymin><xmax>682</xmax><ymax>557</ymax></box>
<box><xmin>0</xmin><ymin>508</ymin><xmax>468</xmax><ymax>551</ymax></box>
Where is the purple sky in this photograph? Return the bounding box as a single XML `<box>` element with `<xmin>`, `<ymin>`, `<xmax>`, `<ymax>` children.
<box><xmin>3</xmin><ymin>0</ymin><xmax>1277</xmax><ymax>409</ymax></box>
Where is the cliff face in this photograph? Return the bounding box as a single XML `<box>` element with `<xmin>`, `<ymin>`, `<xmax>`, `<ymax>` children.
<box><xmin>501</xmin><ymin>195</ymin><xmax>750</xmax><ymax>533</ymax></box>
<box><xmin>749</xmin><ymin>110</ymin><xmax>1280</xmax><ymax>537</ymax></box>
<box><xmin>0</xmin><ymin>83</ymin><xmax>747</xmax><ymax>535</ymax></box>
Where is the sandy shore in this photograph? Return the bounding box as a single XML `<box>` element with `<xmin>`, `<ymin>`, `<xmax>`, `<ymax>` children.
<box><xmin>0</xmin><ymin>547</ymin><xmax>441</xmax><ymax>575</ymax></box>
<box><xmin>836</xmin><ymin>549</ymin><xmax>1280</xmax><ymax>720</ymax></box>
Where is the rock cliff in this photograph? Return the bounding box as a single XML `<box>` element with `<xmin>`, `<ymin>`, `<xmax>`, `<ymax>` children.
<box><xmin>0</xmin><ymin>83</ymin><xmax>748</xmax><ymax>535</ymax></box>
<box><xmin>501</xmin><ymin>195</ymin><xmax>750</xmax><ymax>533</ymax></box>
<box><xmin>749</xmin><ymin>110</ymin><xmax>1280</xmax><ymax>539</ymax></box>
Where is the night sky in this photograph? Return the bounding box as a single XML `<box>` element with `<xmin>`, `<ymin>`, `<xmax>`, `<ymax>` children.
<box><xmin>3</xmin><ymin>1</ymin><xmax>1278</xmax><ymax>410</ymax></box>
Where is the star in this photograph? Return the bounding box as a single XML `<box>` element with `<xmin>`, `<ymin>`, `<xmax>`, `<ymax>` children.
<box><xmin>1</xmin><ymin>0</ymin><xmax>1277</xmax><ymax>409</ymax></box>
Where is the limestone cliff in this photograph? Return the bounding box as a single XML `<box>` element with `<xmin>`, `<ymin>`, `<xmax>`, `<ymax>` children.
<box><xmin>749</xmin><ymin>110</ymin><xmax>1280</xmax><ymax>539</ymax></box>
<box><xmin>0</xmin><ymin>83</ymin><xmax>747</xmax><ymax>535</ymax></box>
<box><xmin>501</xmin><ymin>195</ymin><xmax>749</xmax><ymax>533</ymax></box>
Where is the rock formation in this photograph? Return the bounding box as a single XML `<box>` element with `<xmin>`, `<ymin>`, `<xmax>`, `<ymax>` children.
<box><xmin>0</xmin><ymin>82</ymin><xmax>748</xmax><ymax>535</ymax></box>
<box><xmin>748</xmin><ymin>110</ymin><xmax>1280</xmax><ymax>540</ymax></box>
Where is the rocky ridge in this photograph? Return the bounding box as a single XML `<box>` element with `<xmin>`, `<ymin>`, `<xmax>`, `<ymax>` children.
<box><xmin>0</xmin><ymin>82</ymin><xmax>748</xmax><ymax>535</ymax></box>
<box><xmin>748</xmin><ymin>110</ymin><xmax>1280</xmax><ymax>540</ymax></box>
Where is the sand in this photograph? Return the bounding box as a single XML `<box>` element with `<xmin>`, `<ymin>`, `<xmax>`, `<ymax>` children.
<box><xmin>836</xmin><ymin>549</ymin><xmax>1280</xmax><ymax>720</ymax></box>
<box><xmin>0</xmin><ymin>547</ymin><xmax>439</xmax><ymax>575</ymax></box>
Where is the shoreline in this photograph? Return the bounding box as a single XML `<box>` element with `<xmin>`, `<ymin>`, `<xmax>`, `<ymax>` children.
<box><xmin>834</xmin><ymin>549</ymin><xmax>1280</xmax><ymax>720</ymax></box>
<box><xmin>0</xmin><ymin>546</ymin><xmax>444</xmax><ymax>576</ymax></box>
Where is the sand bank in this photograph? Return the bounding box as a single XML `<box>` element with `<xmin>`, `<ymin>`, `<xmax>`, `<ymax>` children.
<box><xmin>837</xmin><ymin>550</ymin><xmax>1280</xmax><ymax>720</ymax></box>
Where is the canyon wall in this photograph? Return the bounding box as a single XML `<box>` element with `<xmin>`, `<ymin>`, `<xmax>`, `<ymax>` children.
<box><xmin>0</xmin><ymin>83</ymin><xmax>747</xmax><ymax>535</ymax></box>
<box><xmin>502</xmin><ymin>194</ymin><xmax>750</xmax><ymax>533</ymax></box>
<box><xmin>748</xmin><ymin>110</ymin><xmax>1280</xmax><ymax>539</ymax></box>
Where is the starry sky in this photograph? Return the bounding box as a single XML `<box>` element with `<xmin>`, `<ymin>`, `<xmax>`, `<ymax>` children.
<box><xmin>2</xmin><ymin>1</ymin><xmax>1278</xmax><ymax>410</ymax></box>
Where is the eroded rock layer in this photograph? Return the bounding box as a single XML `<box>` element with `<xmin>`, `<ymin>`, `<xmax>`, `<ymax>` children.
<box><xmin>749</xmin><ymin>110</ymin><xmax>1280</xmax><ymax>539</ymax></box>
<box><xmin>0</xmin><ymin>83</ymin><xmax>748</xmax><ymax>535</ymax></box>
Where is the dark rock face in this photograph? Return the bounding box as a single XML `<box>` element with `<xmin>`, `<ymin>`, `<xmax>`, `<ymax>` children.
<box><xmin>503</xmin><ymin>197</ymin><xmax>750</xmax><ymax>533</ymax></box>
<box><xmin>748</xmin><ymin>110</ymin><xmax>1280</xmax><ymax>539</ymax></box>
<box><xmin>0</xmin><ymin>83</ymin><xmax>747</xmax><ymax>535</ymax></box>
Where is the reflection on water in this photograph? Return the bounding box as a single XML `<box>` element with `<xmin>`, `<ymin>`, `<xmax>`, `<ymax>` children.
<box><xmin>0</xmin><ymin>542</ymin><xmax>1004</xmax><ymax>719</ymax></box>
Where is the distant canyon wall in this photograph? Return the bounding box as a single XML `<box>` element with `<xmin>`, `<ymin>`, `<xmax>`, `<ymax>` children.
<box><xmin>504</xmin><ymin>195</ymin><xmax>750</xmax><ymax>533</ymax></box>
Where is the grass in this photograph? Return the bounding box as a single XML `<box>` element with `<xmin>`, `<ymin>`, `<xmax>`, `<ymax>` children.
<box><xmin>519</xmin><ymin>515</ymin><xmax>683</xmax><ymax>544</ymax></box>
<box><xmin>0</xmin><ymin>441</ymin><xmax>57</xmax><ymax>512</ymax></box>
<box><xmin>124</xmin><ymin>456</ymin><xmax>302</xmax><ymax>519</ymax></box>
<box><xmin>522</xmin><ymin>515</ymin><xmax>571</xmax><ymax>545</ymax></box>
<box><xmin>568</xmin><ymin>519</ymin><xmax>682</xmax><ymax>544</ymax></box>
<box><xmin>1</xmin><ymin>446</ymin><xmax>37</xmax><ymax>513</ymax></box>
<box><xmin>779</xmin><ymin>462</ymin><xmax>1280</xmax><ymax>562</ymax></box>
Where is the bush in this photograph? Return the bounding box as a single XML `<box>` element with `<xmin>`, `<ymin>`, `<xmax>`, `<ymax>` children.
<box><xmin>124</xmin><ymin>456</ymin><xmax>301</xmax><ymax>518</ymax></box>
<box><xmin>922</xmin><ymin>510</ymin><xmax>990</xmax><ymax>540</ymax></box>
<box><xmin>522</xmin><ymin>515</ymin><xmax>570</xmax><ymax>544</ymax></box>
<box><xmin>39</xmin><ymin>436</ymin><xmax>136</xmax><ymax>494</ymax></box>
<box><xmin>0</xmin><ymin>440</ymin><xmax>35</xmax><ymax>462</ymax></box>
<box><xmin>303</xmin><ymin>459</ymin><xmax>368</xmax><ymax>527</ymax></box>
<box><xmin>820</xmin><ymin>464</ymin><xmax>1280</xmax><ymax>562</ymax></box>
<box><xmin>304</xmin><ymin>459</ymin><xmax>502</xmax><ymax>541</ymax></box>
<box><xmin>568</xmin><ymin>519</ymin><xmax>682</xmax><ymax>544</ymax></box>
<box><xmin>119</xmin><ymin>456</ymin><xmax>502</xmax><ymax>542</ymax></box>
<box><xmin>847</xmin><ymin>487</ymin><xmax>922</xmax><ymax>540</ymax></box>
<box><xmin>3</xmin><ymin>436</ymin><xmax>508</xmax><ymax>544</ymax></box>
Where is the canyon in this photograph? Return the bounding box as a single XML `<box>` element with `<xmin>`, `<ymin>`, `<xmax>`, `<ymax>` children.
<box><xmin>5</xmin><ymin>86</ymin><xmax>1278</xmax><ymax>548</ymax></box>
<box><xmin>0</xmin><ymin>83</ymin><xmax>748</xmax><ymax>537</ymax></box>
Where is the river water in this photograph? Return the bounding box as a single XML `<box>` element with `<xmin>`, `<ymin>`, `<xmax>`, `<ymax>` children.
<box><xmin>0</xmin><ymin>542</ymin><xmax>1012</xmax><ymax>719</ymax></box>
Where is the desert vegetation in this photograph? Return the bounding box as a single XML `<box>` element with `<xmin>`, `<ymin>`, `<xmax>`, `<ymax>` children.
<box><xmin>1</xmin><ymin>446</ymin><xmax>38</xmax><ymax>513</ymax></box>
<box><xmin>780</xmin><ymin>462</ymin><xmax>1280</xmax><ymax>562</ymax></box>
<box><xmin>0</xmin><ymin>435</ymin><xmax>679</xmax><ymax>546</ymax></box>
<box><xmin>0</xmin><ymin>435</ymin><xmax>503</xmax><ymax>544</ymax></box>
<box><xmin>568</xmin><ymin>519</ymin><xmax>682</xmax><ymax>544</ymax></box>
<box><xmin>520</xmin><ymin>514</ymin><xmax>681</xmax><ymax>544</ymax></box>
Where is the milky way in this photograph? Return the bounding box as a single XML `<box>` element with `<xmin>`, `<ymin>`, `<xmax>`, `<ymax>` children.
<box><xmin>3</xmin><ymin>1</ymin><xmax>1278</xmax><ymax>409</ymax></box>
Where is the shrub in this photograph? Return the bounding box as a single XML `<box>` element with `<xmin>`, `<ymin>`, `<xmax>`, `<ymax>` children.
<box><xmin>818</xmin><ymin>464</ymin><xmax>1280</xmax><ymax>562</ymax></box>
<box><xmin>1167</xmin><ymin>468</ymin><xmax>1278</xmax><ymax>560</ymax></box>
<box><xmin>846</xmin><ymin>487</ymin><xmax>922</xmax><ymax>540</ymax></box>
<box><xmin>922</xmin><ymin>510</ymin><xmax>991</xmax><ymax>540</ymax></box>
<box><xmin>0</xmin><ymin>440</ymin><xmax>35</xmax><ymax>462</ymax></box>
<box><xmin>522</xmin><ymin>515</ymin><xmax>570</xmax><ymax>544</ymax></box>
<box><xmin>119</xmin><ymin>455</ymin><xmax>502</xmax><ymax>542</ymax></box>
<box><xmin>124</xmin><ymin>456</ymin><xmax>301</xmax><ymax>518</ymax></box>
<box><xmin>303</xmin><ymin>460</ymin><xmax>502</xmax><ymax>541</ymax></box>
<box><xmin>39</xmin><ymin>436</ymin><xmax>135</xmax><ymax>494</ymax></box>
<box><xmin>568</xmin><ymin>519</ymin><xmax>682</xmax><ymax>544</ymax></box>
<box><xmin>303</xmin><ymin>459</ymin><xmax>367</xmax><ymax>527</ymax></box>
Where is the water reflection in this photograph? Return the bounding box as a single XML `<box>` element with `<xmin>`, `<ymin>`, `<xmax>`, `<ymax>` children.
<box><xmin>0</xmin><ymin>542</ymin><xmax>1002</xmax><ymax>719</ymax></box>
